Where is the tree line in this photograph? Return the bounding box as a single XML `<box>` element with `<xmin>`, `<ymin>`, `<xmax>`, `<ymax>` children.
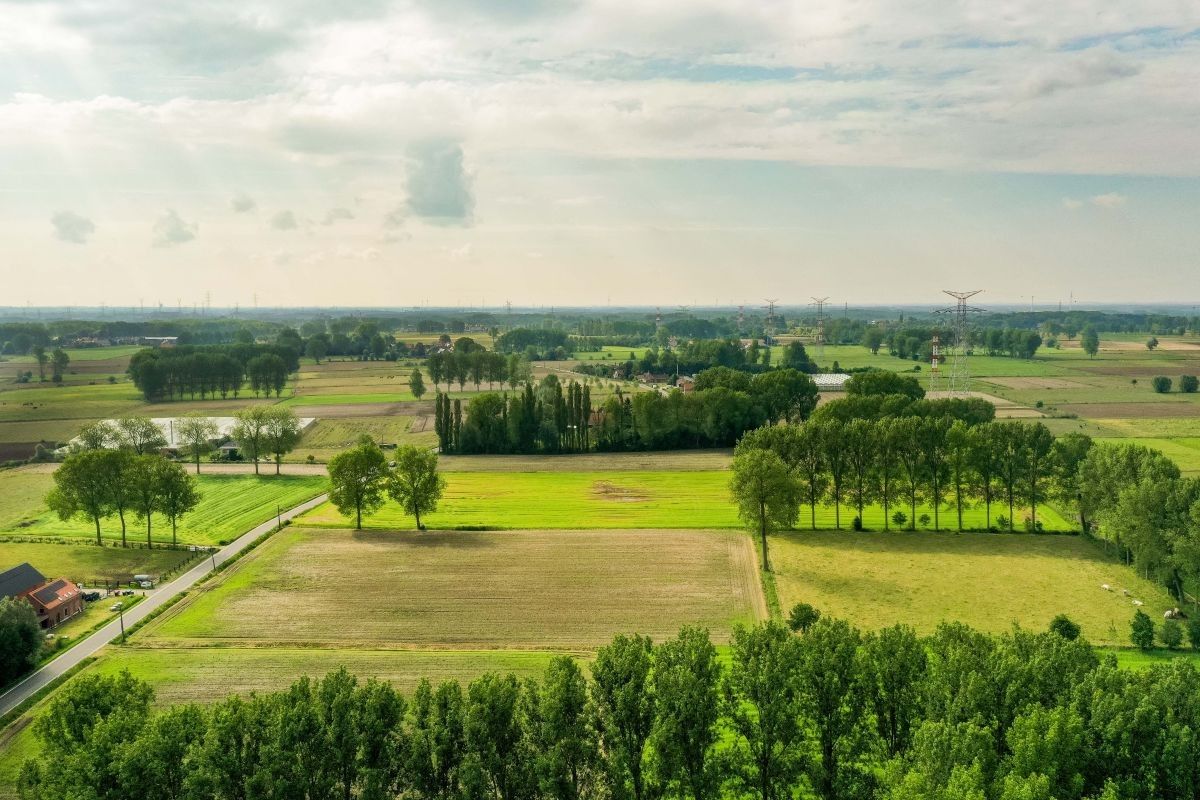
<box><xmin>426</xmin><ymin>347</ymin><xmax>530</xmax><ymax>394</ymax></box>
<box><xmin>435</xmin><ymin>377</ymin><xmax>594</xmax><ymax>455</ymax></box>
<box><xmin>18</xmin><ymin>617</ymin><xmax>1200</xmax><ymax>800</ymax></box>
<box><xmin>47</xmin><ymin>448</ymin><xmax>199</xmax><ymax>546</ymax></box>
<box><xmin>127</xmin><ymin>344</ymin><xmax>299</xmax><ymax>401</ymax></box>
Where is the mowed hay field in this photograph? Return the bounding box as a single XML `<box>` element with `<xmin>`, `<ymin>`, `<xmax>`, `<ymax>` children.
<box><xmin>769</xmin><ymin>530</ymin><xmax>1176</xmax><ymax>645</ymax></box>
<box><xmin>0</xmin><ymin>541</ymin><xmax>193</xmax><ymax>582</ymax></box>
<box><xmin>145</xmin><ymin>527</ymin><xmax>766</xmax><ymax>648</ymax></box>
<box><xmin>0</xmin><ymin>468</ymin><xmax>326</xmax><ymax>545</ymax></box>
<box><xmin>298</xmin><ymin>470</ymin><xmax>1073</xmax><ymax>532</ymax></box>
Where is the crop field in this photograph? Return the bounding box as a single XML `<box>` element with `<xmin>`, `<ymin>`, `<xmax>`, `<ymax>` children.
<box><xmin>573</xmin><ymin>346</ymin><xmax>649</xmax><ymax>362</ymax></box>
<box><xmin>89</xmin><ymin>646</ymin><xmax>565</xmax><ymax>703</ymax></box>
<box><xmin>144</xmin><ymin>527</ymin><xmax>766</xmax><ymax>648</ymax></box>
<box><xmin>0</xmin><ymin>468</ymin><xmax>326</xmax><ymax>545</ymax></box>
<box><xmin>769</xmin><ymin>529</ymin><xmax>1175</xmax><ymax>645</ymax></box>
<box><xmin>0</xmin><ymin>541</ymin><xmax>193</xmax><ymax>583</ymax></box>
<box><xmin>298</xmin><ymin>469</ymin><xmax>1072</xmax><ymax>532</ymax></box>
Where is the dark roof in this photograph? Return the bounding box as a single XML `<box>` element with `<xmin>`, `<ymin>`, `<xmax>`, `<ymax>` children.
<box><xmin>31</xmin><ymin>579</ymin><xmax>76</xmax><ymax>607</ymax></box>
<box><xmin>0</xmin><ymin>563</ymin><xmax>47</xmax><ymax>599</ymax></box>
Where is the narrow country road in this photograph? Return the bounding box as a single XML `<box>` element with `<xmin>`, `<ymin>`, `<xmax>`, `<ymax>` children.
<box><xmin>0</xmin><ymin>493</ymin><xmax>330</xmax><ymax>718</ymax></box>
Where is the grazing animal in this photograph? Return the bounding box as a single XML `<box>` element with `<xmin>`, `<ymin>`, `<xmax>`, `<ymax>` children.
<box><xmin>1132</xmin><ymin>599</ymin><xmax>1144</xmax><ymax>607</ymax></box>
<box><xmin>1101</xmin><ymin>584</ymin><xmax>1111</xmax><ymax>591</ymax></box>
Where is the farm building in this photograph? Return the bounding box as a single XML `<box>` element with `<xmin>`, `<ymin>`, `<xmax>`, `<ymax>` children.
<box><xmin>0</xmin><ymin>563</ymin><xmax>84</xmax><ymax>629</ymax></box>
<box><xmin>812</xmin><ymin>373</ymin><xmax>852</xmax><ymax>391</ymax></box>
<box><xmin>142</xmin><ymin>336</ymin><xmax>179</xmax><ymax>348</ymax></box>
<box><xmin>677</xmin><ymin>375</ymin><xmax>696</xmax><ymax>392</ymax></box>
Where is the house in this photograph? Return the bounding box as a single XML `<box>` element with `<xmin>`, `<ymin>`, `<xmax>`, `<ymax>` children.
<box><xmin>677</xmin><ymin>375</ymin><xmax>696</xmax><ymax>393</ymax></box>
<box><xmin>142</xmin><ymin>336</ymin><xmax>179</xmax><ymax>348</ymax></box>
<box><xmin>0</xmin><ymin>563</ymin><xmax>84</xmax><ymax>629</ymax></box>
<box><xmin>640</xmin><ymin>372</ymin><xmax>670</xmax><ymax>384</ymax></box>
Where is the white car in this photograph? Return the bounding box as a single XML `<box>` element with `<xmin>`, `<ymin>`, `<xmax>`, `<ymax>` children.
<box><xmin>109</xmin><ymin>602</ymin><xmax>123</xmax><ymax>612</ymax></box>
<box><xmin>138</xmin><ymin>581</ymin><xmax>153</xmax><ymax>589</ymax></box>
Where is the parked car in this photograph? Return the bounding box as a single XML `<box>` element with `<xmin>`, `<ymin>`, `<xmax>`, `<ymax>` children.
<box><xmin>138</xmin><ymin>580</ymin><xmax>153</xmax><ymax>589</ymax></box>
<box><xmin>82</xmin><ymin>591</ymin><xmax>101</xmax><ymax>602</ymax></box>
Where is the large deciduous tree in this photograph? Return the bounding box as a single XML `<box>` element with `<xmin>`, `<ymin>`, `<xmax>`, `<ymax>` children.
<box><xmin>730</xmin><ymin>449</ymin><xmax>799</xmax><ymax>571</ymax></box>
<box><xmin>232</xmin><ymin>407</ymin><xmax>272</xmax><ymax>475</ymax></box>
<box><xmin>47</xmin><ymin>449</ymin><xmax>113</xmax><ymax>544</ymax></box>
<box><xmin>386</xmin><ymin>445</ymin><xmax>445</xmax><ymax>531</ymax></box>
<box><xmin>176</xmin><ymin>413</ymin><xmax>218</xmax><ymax>474</ymax></box>
<box><xmin>263</xmin><ymin>407</ymin><xmax>303</xmax><ymax>474</ymax></box>
<box><xmin>327</xmin><ymin>436</ymin><xmax>390</xmax><ymax>530</ymax></box>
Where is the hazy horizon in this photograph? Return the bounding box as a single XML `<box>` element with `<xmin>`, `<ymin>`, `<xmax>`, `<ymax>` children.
<box><xmin>2</xmin><ymin>1</ymin><xmax>1198</xmax><ymax>306</ymax></box>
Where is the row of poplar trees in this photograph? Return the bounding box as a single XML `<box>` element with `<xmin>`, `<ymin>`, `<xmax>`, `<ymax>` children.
<box><xmin>18</xmin><ymin>617</ymin><xmax>1200</xmax><ymax>800</ymax></box>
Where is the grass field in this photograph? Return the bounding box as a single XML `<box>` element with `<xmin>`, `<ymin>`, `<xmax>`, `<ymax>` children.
<box><xmin>769</xmin><ymin>529</ymin><xmax>1175</xmax><ymax>645</ymax></box>
<box><xmin>0</xmin><ymin>541</ymin><xmax>193</xmax><ymax>583</ymax></box>
<box><xmin>145</xmin><ymin>526</ymin><xmax>765</xmax><ymax>648</ymax></box>
<box><xmin>0</xmin><ymin>469</ymin><xmax>326</xmax><ymax>545</ymax></box>
<box><xmin>298</xmin><ymin>470</ymin><xmax>1073</xmax><ymax>532</ymax></box>
<box><xmin>1105</xmin><ymin>648</ymin><xmax>1200</xmax><ymax>670</ymax></box>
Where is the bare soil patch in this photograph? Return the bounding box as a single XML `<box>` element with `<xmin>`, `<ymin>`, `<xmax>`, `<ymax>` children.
<box><xmin>1059</xmin><ymin>402</ymin><xmax>1200</xmax><ymax>419</ymax></box>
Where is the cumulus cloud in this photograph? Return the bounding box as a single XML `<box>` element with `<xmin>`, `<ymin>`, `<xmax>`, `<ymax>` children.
<box><xmin>151</xmin><ymin>209</ymin><xmax>197</xmax><ymax>247</ymax></box>
<box><xmin>51</xmin><ymin>211</ymin><xmax>95</xmax><ymax>244</ymax></box>
<box><xmin>1061</xmin><ymin>198</ymin><xmax>1083</xmax><ymax>210</ymax></box>
<box><xmin>404</xmin><ymin>139</ymin><xmax>474</xmax><ymax>225</ymax></box>
<box><xmin>1090</xmin><ymin>192</ymin><xmax>1127</xmax><ymax>208</ymax></box>
<box><xmin>1023</xmin><ymin>50</ymin><xmax>1141</xmax><ymax>99</ymax></box>
<box><xmin>271</xmin><ymin>210</ymin><xmax>299</xmax><ymax>230</ymax></box>
<box><xmin>323</xmin><ymin>207</ymin><xmax>355</xmax><ymax>225</ymax></box>
<box><xmin>231</xmin><ymin>193</ymin><xmax>256</xmax><ymax>213</ymax></box>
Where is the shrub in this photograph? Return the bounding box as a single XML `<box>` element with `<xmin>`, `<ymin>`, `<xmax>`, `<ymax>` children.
<box><xmin>787</xmin><ymin>603</ymin><xmax>820</xmax><ymax>634</ymax></box>
<box><xmin>1186</xmin><ymin>617</ymin><xmax>1200</xmax><ymax>651</ymax></box>
<box><xmin>1180</xmin><ymin>374</ymin><xmax>1199</xmax><ymax>394</ymax></box>
<box><xmin>1131</xmin><ymin>610</ymin><xmax>1155</xmax><ymax>650</ymax></box>
<box><xmin>852</xmin><ymin>515</ymin><xmax>863</xmax><ymax>532</ymax></box>
<box><xmin>1151</xmin><ymin>376</ymin><xmax>1172</xmax><ymax>393</ymax></box>
<box><xmin>891</xmin><ymin>511</ymin><xmax>907</xmax><ymax>527</ymax></box>
<box><xmin>1049</xmin><ymin>614</ymin><xmax>1081</xmax><ymax>641</ymax></box>
<box><xmin>1160</xmin><ymin>618</ymin><xmax>1184</xmax><ymax>650</ymax></box>
<box><xmin>996</xmin><ymin>514</ymin><xmax>1009</xmax><ymax>531</ymax></box>
<box><xmin>1146</xmin><ymin>336</ymin><xmax>1159</xmax><ymax>351</ymax></box>
<box><xmin>918</xmin><ymin>513</ymin><xmax>931</xmax><ymax>529</ymax></box>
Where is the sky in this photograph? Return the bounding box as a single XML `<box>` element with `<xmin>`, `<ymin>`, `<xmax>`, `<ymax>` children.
<box><xmin>1</xmin><ymin>0</ymin><xmax>1198</xmax><ymax>309</ymax></box>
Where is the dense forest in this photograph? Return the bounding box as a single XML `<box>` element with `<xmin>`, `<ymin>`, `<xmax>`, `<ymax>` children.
<box><xmin>17</xmin><ymin>618</ymin><xmax>1200</xmax><ymax>800</ymax></box>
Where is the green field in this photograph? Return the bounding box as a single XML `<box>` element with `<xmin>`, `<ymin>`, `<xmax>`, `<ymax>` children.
<box><xmin>1105</xmin><ymin>648</ymin><xmax>1200</xmax><ymax>670</ymax></box>
<box><xmin>0</xmin><ymin>541</ymin><xmax>193</xmax><ymax>583</ymax></box>
<box><xmin>145</xmin><ymin>526</ymin><xmax>765</xmax><ymax>648</ymax></box>
<box><xmin>0</xmin><ymin>469</ymin><xmax>326</xmax><ymax>545</ymax></box>
<box><xmin>299</xmin><ymin>470</ymin><xmax>1072</xmax><ymax>532</ymax></box>
<box><xmin>769</xmin><ymin>529</ymin><xmax>1175</xmax><ymax>645</ymax></box>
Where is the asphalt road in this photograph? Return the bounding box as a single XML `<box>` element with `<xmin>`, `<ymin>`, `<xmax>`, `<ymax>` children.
<box><xmin>0</xmin><ymin>493</ymin><xmax>330</xmax><ymax>718</ymax></box>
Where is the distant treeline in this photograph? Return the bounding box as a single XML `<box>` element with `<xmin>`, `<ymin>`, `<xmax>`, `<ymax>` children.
<box><xmin>127</xmin><ymin>344</ymin><xmax>300</xmax><ymax>401</ymax></box>
<box><xmin>575</xmin><ymin>340</ymin><xmax>817</xmax><ymax>381</ymax></box>
<box><xmin>19</xmin><ymin>618</ymin><xmax>1200</xmax><ymax>800</ymax></box>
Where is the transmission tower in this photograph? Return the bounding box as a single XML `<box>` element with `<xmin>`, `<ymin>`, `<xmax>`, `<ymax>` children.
<box><xmin>929</xmin><ymin>329</ymin><xmax>943</xmax><ymax>394</ymax></box>
<box><xmin>810</xmin><ymin>297</ymin><xmax>830</xmax><ymax>359</ymax></box>
<box><xmin>935</xmin><ymin>290</ymin><xmax>984</xmax><ymax>396</ymax></box>
<box><xmin>762</xmin><ymin>299</ymin><xmax>779</xmax><ymax>343</ymax></box>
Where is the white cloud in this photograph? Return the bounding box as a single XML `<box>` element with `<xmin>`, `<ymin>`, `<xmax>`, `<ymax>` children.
<box><xmin>1022</xmin><ymin>49</ymin><xmax>1142</xmax><ymax>99</ymax></box>
<box><xmin>231</xmin><ymin>193</ymin><xmax>257</xmax><ymax>213</ymax></box>
<box><xmin>1061</xmin><ymin>198</ymin><xmax>1083</xmax><ymax>210</ymax></box>
<box><xmin>151</xmin><ymin>210</ymin><xmax>197</xmax><ymax>247</ymax></box>
<box><xmin>51</xmin><ymin>211</ymin><xmax>95</xmax><ymax>243</ymax></box>
<box><xmin>1090</xmin><ymin>192</ymin><xmax>1127</xmax><ymax>208</ymax></box>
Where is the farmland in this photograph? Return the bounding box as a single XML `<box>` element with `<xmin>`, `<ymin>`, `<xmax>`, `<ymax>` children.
<box><xmin>143</xmin><ymin>526</ymin><xmax>766</xmax><ymax>648</ymax></box>
<box><xmin>0</xmin><ymin>468</ymin><xmax>326</xmax><ymax>545</ymax></box>
<box><xmin>769</xmin><ymin>529</ymin><xmax>1176</xmax><ymax>645</ymax></box>
<box><xmin>299</xmin><ymin>469</ymin><xmax>1073</xmax><ymax>532</ymax></box>
<box><xmin>0</xmin><ymin>541</ymin><xmax>193</xmax><ymax>583</ymax></box>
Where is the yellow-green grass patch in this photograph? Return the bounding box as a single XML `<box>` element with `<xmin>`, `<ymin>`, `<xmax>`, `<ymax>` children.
<box><xmin>0</xmin><ymin>470</ymin><xmax>326</xmax><ymax>546</ymax></box>
<box><xmin>145</xmin><ymin>527</ymin><xmax>766</xmax><ymax>648</ymax></box>
<box><xmin>299</xmin><ymin>470</ymin><xmax>1072</xmax><ymax>532</ymax></box>
<box><xmin>769</xmin><ymin>529</ymin><xmax>1175</xmax><ymax>645</ymax></box>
